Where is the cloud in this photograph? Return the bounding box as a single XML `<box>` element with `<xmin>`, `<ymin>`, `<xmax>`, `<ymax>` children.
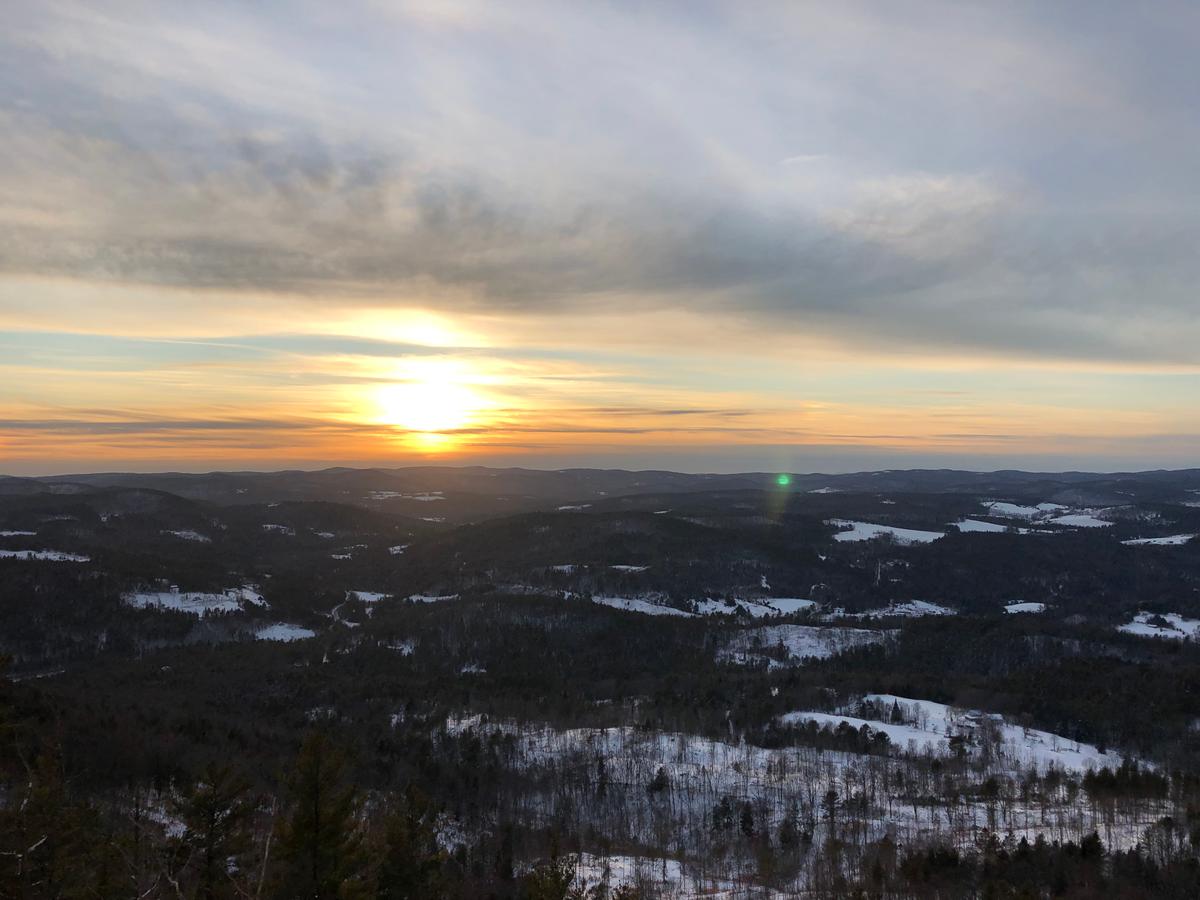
<box><xmin>2</xmin><ymin>0</ymin><xmax>1200</xmax><ymax>369</ymax></box>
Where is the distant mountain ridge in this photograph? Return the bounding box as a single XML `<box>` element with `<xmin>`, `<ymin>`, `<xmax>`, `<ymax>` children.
<box><xmin>2</xmin><ymin>464</ymin><xmax>1197</xmax><ymax>521</ymax></box>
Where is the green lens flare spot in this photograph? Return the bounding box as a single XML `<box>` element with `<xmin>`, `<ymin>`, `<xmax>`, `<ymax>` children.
<box><xmin>776</xmin><ymin>474</ymin><xmax>791</xmax><ymax>486</ymax></box>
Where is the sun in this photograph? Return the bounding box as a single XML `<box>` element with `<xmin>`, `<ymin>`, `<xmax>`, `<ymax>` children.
<box><xmin>376</xmin><ymin>380</ymin><xmax>476</xmax><ymax>433</ymax></box>
<box><xmin>372</xmin><ymin>360</ymin><xmax>484</xmax><ymax>440</ymax></box>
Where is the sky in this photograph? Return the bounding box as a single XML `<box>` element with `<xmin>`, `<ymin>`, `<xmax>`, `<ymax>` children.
<box><xmin>2</xmin><ymin>1</ymin><xmax>1199</xmax><ymax>476</ymax></box>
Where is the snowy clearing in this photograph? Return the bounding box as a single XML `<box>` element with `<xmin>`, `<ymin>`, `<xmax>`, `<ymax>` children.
<box><xmin>407</xmin><ymin>593</ymin><xmax>460</xmax><ymax>603</ymax></box>
<box><xmin>954</xmin><ymin>518</ymin><xmax>1010</xmax><ymax>533</ymax></box>
<box><xmin>1122</xmin><ymin>534</ymin><xmax>1195</xmax><ymax>546</ymax></box>
<box><xmin>785</xmin><ymin>695</ymin><xmax>1125</xmax><ymax>774</ymax></box>
<box><xmin>719</xmin><ymin>624</ymin><xmax>891</xmax><ymax>666</ymax></box>
<box><xmin>831</xmin><ymin>600</ymin><xmax>956</xmax><ymax>620</ymax></box>
<box><xmin>122</xmin><ymin>586</ymin><xmax>265</xmax><ymax>615</ymax></box>
<box><xmin>1049</xmin><ymin>514</ymin><xmax>1112</xmax><ymax>528</ymax></box>
<box><xmin>162</xmin><ymin>530</ymin><xmax>211</xmax><ymax>542</ymax></box>
<box><xmin>828</xmin><ymin>519</ymin><xmax>944</xmax><ymax>544</ymax></box>
<box><xmin>758</xmin><ymin>597</ymin><xmax>818</xmax><ymax>615</ymax></box>
<box><xmin>592</xmin><ymin>596</ymin><xmax>693</xmax><ymax>617</ymax></box>
<box><xmin>1119</xmin><ymin>612</ymin><xmax>1200</xmax><ymax>641</ymax></box>
<box><xmin>346</xmin><ymin>590</ymin><xmax>391</xmax><ymax>603</ymax></box>
<box><xmin>254</xmin><ymin>623</ymin><xmax>316</xmax><ymax>641</ymax></box>
<box><xmin>694</xmin><ymin>597</ymin><xmax>817</xmax><ymax>618</ymax></box>
<box><xmin>610</xmin><ymin>564</ymin><xmax>649</xmax><ymax>573</ymax></box>
<box><xmin>0</xmin><ymin>549</ymin><xmax>90</xmax><ymax>562</ymax></box>
<box><xmin>986</xmin><ymin>502</ymin><xmax>1041</xmax><ymax>518</ymax></box>
<box><xmin>260</xmin><ymin>524</ymin><xmax>295</xmax><ymax>535</ymax></box>
<box><xmin>368</xmin><ymin>490</ymin><xmax>445</xmax><ymax>501</ymax></box>
<box><xmin>441</xmin><ymin>710</ymin><xmax>1160</xmax><ymax>894</ymax></box>
<box><xmin>0</xmin><ymin>530</ymin><xmax>37</xmax><ymax>536</ymax></box>
<box><xmin>986</xmin><ymin>501</ymin><xmax>1067</xmax><ymax>520</ymax></box>
<box><xmin>1005</xmin><ymin>602</ymin><xmax>1047</xmax><ymax>614</ymax></box>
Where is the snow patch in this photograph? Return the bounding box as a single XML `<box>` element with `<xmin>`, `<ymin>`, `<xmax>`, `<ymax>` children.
<box><xmin>720</xmin><ymin>624</ymin><xmax>890</xmax><ymax>667</ymax></box>
<box><xmin>0</xmin><ymin>549</ymin><xmax>89</xmax><ymax>562</ymax></box>
<box><xmin>783</xmin><ymin>695</ymin><xmax>1127</xmax><ymax>774</ymax></box>
<box><xmin>592</xmin><ymin>596</ymin><xmax>693</xmax><ymax>617</ymax></box>
<box><xmin>346</xmin><ymin>590</ymin><xmax>391</xmax><ymax>603</ymax></box>
<box><xmin>255</xmin><ymin>623</ymin><xmax>316</xmax><ymax>642</ymax></box>
<box><xmin>1119</xmin><ymin>612</ymin><xmax>1200</xmax><ymax>641</ymax></box>
<box><xmin>122</xmin><ymin>585</ymin><xmax>265</xmax><ymax>615</ymax></box>
<box><xmin>831</xmin><ymin>600</ymin><xmax>955</xmax><ymax>620</ymax></box>
<box><xmin>1122</xmin><ymin>534</ymin><xmax>1195</xmax><ymax>546</ymax></box>
<box><xmin>1049</xmin><ymin>513</ymin><xmax>1112</xmax><ymax>528</ymax></box>
<box><xmin>828</xmin><ymin>519</ymin><xmax>943</xmax><ymax>544</ymax></box>
<box><xmin>1004</xmin><ymin>602</ymin><xmax>1047</xmax><ymax>614</ymax></box>
<box><xmin>163</xmin><ymin>530</ymin><xmax>210</xmax><ymax>543</ymax></box>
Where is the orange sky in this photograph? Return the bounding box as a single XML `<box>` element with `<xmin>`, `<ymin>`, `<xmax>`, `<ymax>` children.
<box><xmin>3</xmin><ymin>4</ymin><xmax>1200</xmax><ymax>474</ymax></box>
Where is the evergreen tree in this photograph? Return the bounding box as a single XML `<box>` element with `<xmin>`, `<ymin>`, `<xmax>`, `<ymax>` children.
<box><xmin>375</xmin><ymin>786</ymin><xmax>446</xmax><ymax>899</ymax></box>
<box><xmin>171</xmin><ymin>763</ymin><xmax>255</xmax><ymax>899</ymax></box>
<box><xmin>272</xmin><ymin>731</ymin><xmax>368</xmax><ymax>899</ymax></box>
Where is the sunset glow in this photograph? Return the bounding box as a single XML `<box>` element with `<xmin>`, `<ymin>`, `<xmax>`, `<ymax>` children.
<box><xmin>372</xmin><ymin>361</ymin><xmax>487</xmax><ymax>441</ymax></box>
<box><xmin>2</xmin><ymin>4</ymin><xmax>1199</xmax><ymax>475</ymax></box>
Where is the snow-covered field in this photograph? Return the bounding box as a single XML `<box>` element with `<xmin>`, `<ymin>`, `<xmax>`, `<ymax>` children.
<box><xmin>439</xmin><ymin>707</ymin><xmax>1163</xmax><ymax>897</ymax></box>
<box><xmin>162</xmin><ymin>530</ymin><xmax>211</xmax><ymax>542</ymax></box>
<box><xmin>593</xmin><ymin>596</ymin><xmax>693</xmax><ymax>617</ymax></box>
<box><xmin>588</xmin><ymin>595</ymin><xmax>817</xmax><ymax>620</ymax></box>
<box><xmin>122</xmin><ymin>585</ymin><xmax>265</xmax><ymax>615</ymax></box>
<box><xmin>981</xmin><ymin>502</ymin><xmax>1115</xmax><ymax>530</ymax></box>
<box><xmin>610</xmin><ymin>564</ymin><xmax>649</xmax><ymax>573</ymax></box>
<box><xmin>1004</xmin><ymin>602</ymin><xmax>1047</xmax><ymax>614</ymax></box>
<box><xmin>828</xmin><ymin>520</ymin><xmax>943</xmax><ymax>544</ymax></box>
<box><xmin>368</xmin><ymin>490</ymin><xmax>445</xmax><ymax>501</ymax></box>
<box><xmin>254</xmin><ymin>623</ymin><xmax>316</xmax><ymax>641</ymax></box>
<box><xmin>784</xmin><ymin>695</ymin><xmax>1124</xmax><ymax>774</ymax></box>
<box><xmin>347</xmin><ymin>590</ymin><xmax>391</xmax><ymax>603</ymax></box>
<box><xmin>755</xmin><ymin>597</ymin><xmax>818</xmax><ymax>615</ymax></box>
<box><xmin>0</xmin><ymin>530</ymin><xmax>37</xmax><ymax>536</ymax></box>
<box><xmin>1119</xmin><ymin>612</ymin><xmax>1200</xmax><ymax>641</ymax></box>
<box><xmin>954</xmin><ymin>518</ymin><xmax>1010</xmax><ymax>533</ymax></box>
<box><xmin>1122</xmin><ymin>534</ymin><xmax>1195</xmax><ymax>546</ymax></box>
<box><xmin>1049</xmin><ymin>514</ymin><xmax>1112</xmax><ymax>528</ymax></box>
<box><xmin>986</xmin><ymin>501</ymin><xmax>1065</xmax><ymax>519</ymax></box>
<box><xmin>0</xmin><ymin>549</ymin><xmax>90</xmax><ymax>561</ymax></box>
<box><xmin>407</xmin><ymin>593</ymin><xmax>460</xmax><ymax>603</ymax></box>
<box><xmin>694</xmin><ymin>597</ymin><xmax>817</xmax><ymax>618</ymax></box>
<box><xmin>261</xmin><ymin>524</ymin><xmax>295</xmax><ymax>535</ymax></box>
<box><xmin>719</xmin><ymin>624</ymin><xmax>890</xmax><ymax>666</ymax></box>
<box><xmin>953</xmin><ymin>519</ymin><xmax>1049</xmax><ymax>535</ymax></box>
<box><xmin>830</xmin><ymin>600</ymin><xmax>955</xmax><ymax>620</ymax></box>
